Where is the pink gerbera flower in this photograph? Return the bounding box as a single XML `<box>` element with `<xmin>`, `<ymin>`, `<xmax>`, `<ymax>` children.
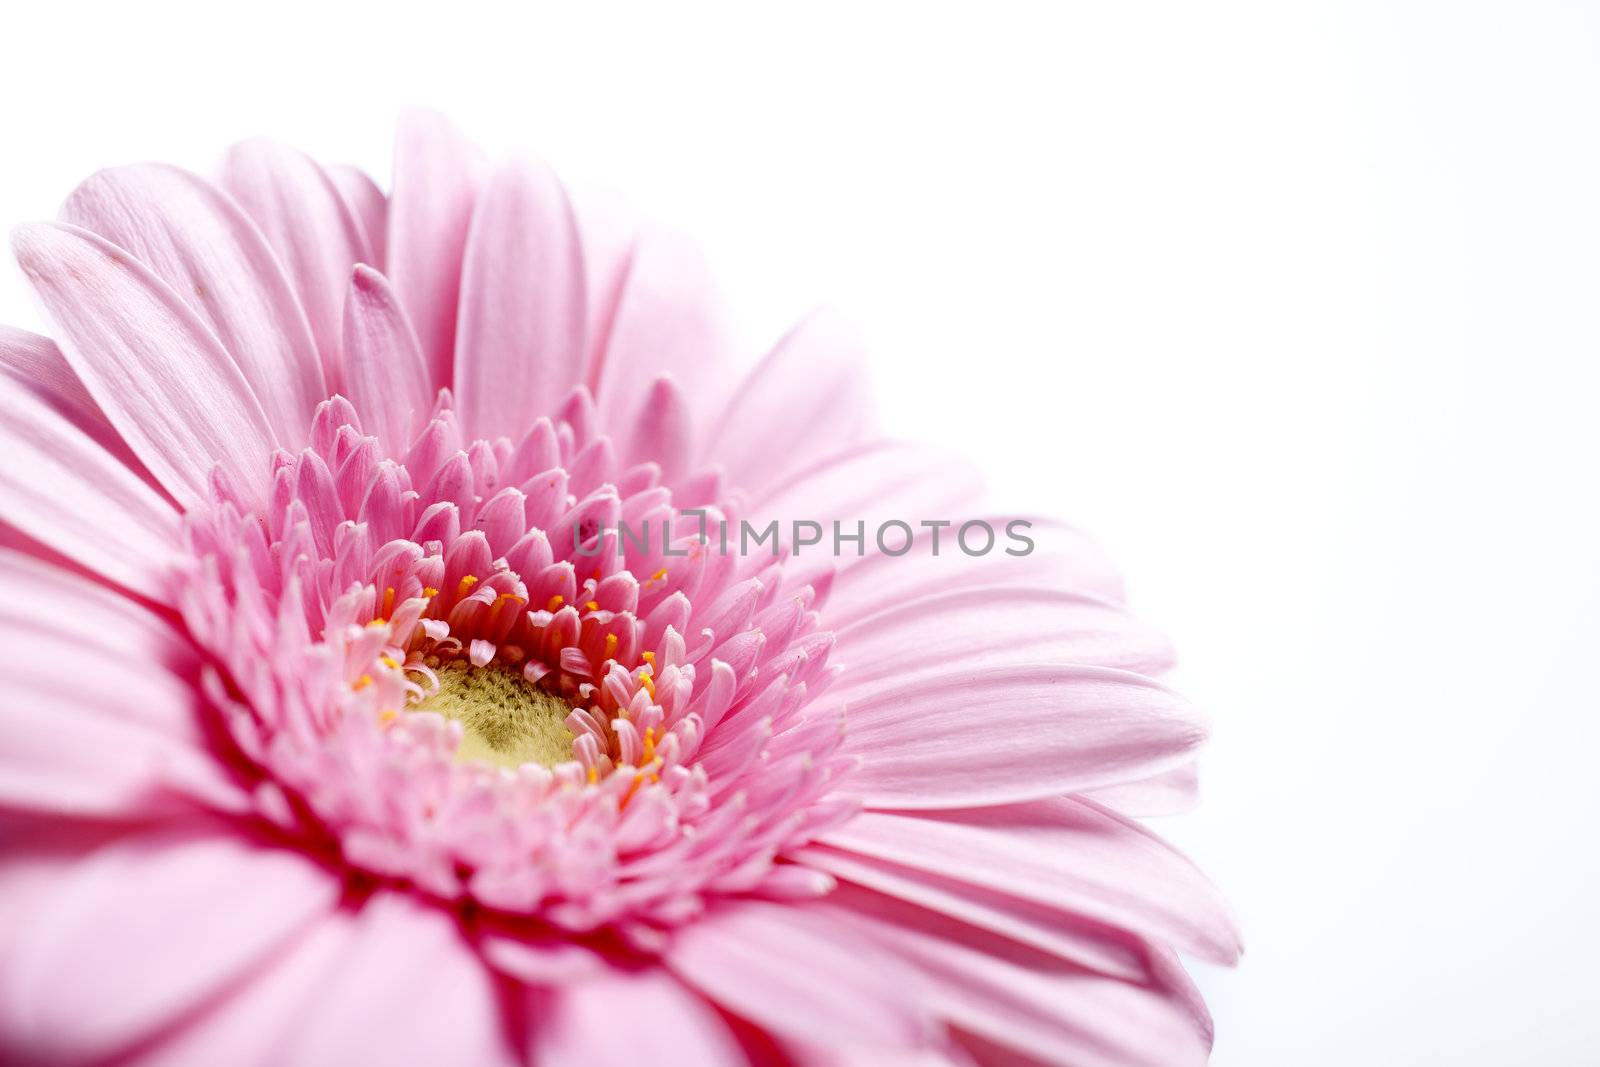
<box><xmin>0</xmin><ymin>112</ymin><xmax>1237</xmax><ymax>1066</ymax></box>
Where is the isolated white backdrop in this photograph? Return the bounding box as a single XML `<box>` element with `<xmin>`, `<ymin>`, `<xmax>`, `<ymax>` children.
<box><xmin>2</xmin><ymin>3</ymin><xmax>1597</xmax><ymax>1063</ymax></box>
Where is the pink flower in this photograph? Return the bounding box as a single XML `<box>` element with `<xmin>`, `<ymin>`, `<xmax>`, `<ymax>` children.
<box><xmin>0</xmin><ymin>112</ymin><xmax>1236</xmax><ymax>1066</ymax></box>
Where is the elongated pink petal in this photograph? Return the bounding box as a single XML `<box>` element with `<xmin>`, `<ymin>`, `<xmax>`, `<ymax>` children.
<box><xmin>343</xmin><ymin>265</ymin><xmax>432</xmax><ymax>456</ymax></box>
<box><xmin>830</xmin><ymin>587</ymin><xmax>1174</xmax><ymax>693</ymax></box>
<box><xmin>59</xmin><ymin>163</ymin><xmax>324</xmax><ymax>444</ymax></box>
<box><xmin>751</xmin><ymin>440</ymin><xmax>985</xmax><ymax>533</ymax></box>
<box><xmin>0</xmin><ymin>376</ymin><xmax>178</xmax><ymax>599</ymax></box>
<box><xmin>0</xmin><ymin>831</ymin><xmax>338</xmax><ymax>1063</ymax></box>
<box><xmin>275</xmin><ymin>892</ymin><xmax>516</xmax><ymax>1066</ymax></box>
<box><xmin>667</xmin><ymin>900</ymin><xmax>933</xmax><ymax>1051</ymax></box>
<box><xmin>820</xmin><ymin>888</ymin><xmax>1214</xmax><ymax>1067</ymax></box>
<box><xmin>795</xmin><ymin>845</ymin><xmax>1152</xmax><ymax>980</ymax></box>
<box><xmin>592</xmin><ymin>227</ymin><xmax>733</xmax><ymax>433</ymax></box>
<box><xmin>330</xmin><ymin>163</ymin><xmax>388</xmax><ymax>267</ymax></box>
<box><xmin>13</xmin><ymin>222</ymin><xmax>277</xmax><ymax>509</ymax></box>
<box><xmin>0</xmin><ymin>548</ymin><xmax>243</xmax><ymax>815</ymax></box>
<box><xmin>705</xmin><ymin>307</ymin><xmax>877</xmax><ymax>486</ymax></box>
<box><xmin>0</xmin><ymin>323</ymin><xmax>99</xmax><ymax>422</ymax></box>
<box><xmin>815</xmin><ymin>800</ymin><xmax>1240</xmax><ymax>965</ymax></box>
<box><xmin>454</xmin><ymin>157</ymin><xmax>586</xmax><ymax>441</ymax></box>
<box><xmin>817</xmin><ymin>515</ymin><xmax>1126</xmax><ymax>626</ymax></box>
<box><xmin>840</xmin><ymin>664</ymin><xmax>1206</xmax><ymax>808</ymax></box>
<box><xmin>0</xmin><ymin>323</ymin><xmax>167</xmax><ymax>493</ymax></box>
<box><xmin>531</xmin><ymin>967</ymin><xmax>745</xmax><ymax>1067</ymax></box>
<box><xmin>221</xmin><ymin>139</ymin><xmax>373</xmax><ymax>388</ymax></box>
<box><xmin>1084</xmin><ymin>761</ymin><xmax>1200</xmax><ymax>816</ymax></box>
<box><xmin>569</xmin><ymin>184</ymin><xmax>640</xmax><ymax>371</ymax></box>
<box><xmin>388</xmin><ymin>109</ymin><xmax>484</xmax><ymax>388</ymax></box>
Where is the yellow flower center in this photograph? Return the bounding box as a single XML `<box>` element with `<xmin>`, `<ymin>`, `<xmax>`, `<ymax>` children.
<box><xmin>413</xmin><ymin>660</ymin><xmax>575</xmax><ymax>769</ymax></box>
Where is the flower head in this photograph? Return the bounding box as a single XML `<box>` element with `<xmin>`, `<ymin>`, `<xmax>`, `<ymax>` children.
<box><xmin>0</xmin><ymin>112</ymin><xmax>1236</xmax><ymax>1066</ymax></box>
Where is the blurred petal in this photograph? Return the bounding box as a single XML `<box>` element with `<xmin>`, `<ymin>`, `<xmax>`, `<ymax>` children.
<box><xmin>388</xmin><ymin>109</ymin><xmax>484</xmax><ymax>388</ymax></box>
<box><xmin>531</xmin><ymin>967</ymin><xmax>744</xmax><ymax>1067</ymax></box>
<box><xmin>0</xmin><ymin>830</ymin><xmax>338</xmax><ymax>1064</ymax></box>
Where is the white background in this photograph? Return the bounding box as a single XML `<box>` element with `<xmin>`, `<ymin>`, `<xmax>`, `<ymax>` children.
<box><xmin>2</xmin><ymin>3</ymin><xmax>1597</xmax><ymax>1063</ymax></box>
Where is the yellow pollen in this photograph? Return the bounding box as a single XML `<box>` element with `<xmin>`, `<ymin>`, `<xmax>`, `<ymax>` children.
<box><xmin>586</xmin><ymin>766</ymin><xmax>599</xmax><ymax>785</ymax></box>
<box><xmin>380</xmin><ymin>655</ymin><xmax>400</xmax><ymax>669</ymax></box>
<box><xmin>642</xmin><ymin>727</ymin><xmax>657</xmax><ymax>763</ymax></box>
<box><xmin>455</xmin><ymin>575</ymin><xmax>479</xmax><ymax>598</ymax></box>
<box><xmin>546</xmin><ymin>595</ymin><xmax>565</xmax><ymax>611</ymax></box>
<box><xmin>411</xmin><ymin>660</ymin><xmax>577</xmax><ymax>770</ymax></box>
<box><xmin>652</xmin><ymin>567</ymin><xmax>668</xmax><ymax>581</ymax></box>
<box><xmin>640</xmin><ymin>672</ymin><xmax>655</xmax><ymax>699</ymax></box>
<box><xmin>379</xmin><ymin>709</ymin><xmax>398</xmax><ymax>724</ymax></box>
<box><xmin>641</xmin><ymin>651</ymin><xmax>655</xmax><ymax>664</ymax></box>
<box><xmin>423</xmin><ymin>586</ymin><xmax>439</xmax><ymax>598</ymax></box>
<box><xmin>381</xmin><ymin>586</ymin><xmax>396</xmax><ymax>618</ymax></box>
<box><xmin>585</xmin><ymin>600</ymin><xmax>600</xmax><ymax>613</ymax></box>
<box><xmin>365</xmin><ymin>619</ymin><xmax>386</xmax><ymax>630</ymax></box>
<box><xmin>604</xmin><ymin>633</ymin><xmax>619</xmax><ymax>659</ymax></box>
<box><xmin>352</xmin><ymin>674</ymin><xmax>373</xmax><ymax>690</ymax></box>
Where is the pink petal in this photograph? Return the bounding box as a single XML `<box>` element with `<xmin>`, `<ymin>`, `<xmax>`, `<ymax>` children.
<box><xmin>388</xmin><ymin>109</ymin><xmax>485</xmax><ymax>389</ymax></box>
<box><xmin>58</xmin><ymin>163</ymin><xmax>325</xmax><ymax>444</ymax></box>
<box><xmin>12</xmin><ymin>222</ymin><xmax>277</xmax><ymax>510</ymax></box>
<box><xmin>1084</xmin><ymin>761</ymin><xmax>1201</xmax><ymax>816</ymax></box>
<box><xmin>0</xmin><ymin>324</ymin><xmax>161</xmax><ymax>487</ymax></box>
<box><xmin>818</xmin><ymin>515</ymin><xmax>1127</xmax><ymax>626</ymax></box>
<box><xmin>794</xmin><ymin>844</ymin><xmax>1152</xmax><ymax>980</ymax></box>
<box><xmin>829</xmin><ymin>587</ymin><xmax>1175</xmax><ymax>696</ymax></box>
<box><xmin>704</xmin><ymin>307</ymin><xmax>877</xmax><ymax>487</ymax></box>
<box><xmin>820</xmin><ymin>887</ymin><xmax>1214</xmax><ymax>1067</ymax></box>
<box><xmin>454</xmin><ymin>157</ymin><xmax>586</xmax><ymax>441</ymax></box>
<box><xmin>839</xmin><ymin>664</ymin><xmax>1206</xmax><ymax>808</ymax></box>
<box><xmin>750</xmin><ymin>440</ymin><xmax>984</xmax><ymax>533</ymax></box>
<box><xmin>329</xmin><ymin>163</ymin><xmax>388</xmax><ymax>267</ymax></box>
<box><xmin>814</xmin><ymin>800</ymin><xmax>1240</xmax><ymax>965</ymax></box>
<box><xmin>0</xmin><ymin>830</ymin><xmax>338</xmax><ymax>1063</ymax></box>
<box><xmin>0</xmin><ymin>374</ymin><xmax>178</xmax><ymax>600</ymax></box>
<box><xmin>274</xmin><ymin>892</ymin><xmax>516</xmax><ymax>1066</ymax></box>
<box><xmin>666</xmin><ymin>899</ymin><xmax>933</xmax><ymax>1051</ymax></box>
<box><xmin>531</xmin><ymin>967</ymin><xmax>745</xmax><ymax>1067</ymax></box>
<box><xmin>0</xmin><ymin>548</ymin><xmax>241</xmax><ymax>816</ymax></box>
<box><xmin>221</xmin><ymin>139</ymin><xmax>373</xmax><ymax>388</ymax></box>
<box><xmin>343</xmin><ymin>265</ymin><xmax>432</xmax><ymax>456</ymax></box>
<box><xmin>591</xmin><ymin>226</ymin><xmax>733</xmax><ymax>434</ymax></box>
<box><xmin>568</xmin><ymin>184</ymin><xmax>640</xmax><ymax>371</ymax></box>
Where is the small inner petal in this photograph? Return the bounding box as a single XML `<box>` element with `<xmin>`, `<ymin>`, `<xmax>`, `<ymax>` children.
<box><xmin>414</xmin><ymin>659</ymin><xmax>576</xmax><ymax>769</ymax></box>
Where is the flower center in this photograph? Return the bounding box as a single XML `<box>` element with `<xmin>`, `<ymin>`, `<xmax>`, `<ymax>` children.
<box><xmin>413</xmin><ymin>659</ymin><xmax>576</xmax><ymax>769</ymax></box>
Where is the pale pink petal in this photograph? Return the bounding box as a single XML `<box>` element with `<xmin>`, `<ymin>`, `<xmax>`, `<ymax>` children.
<box><xmin>592</xmin><ymin>227</ymin><xmax>733</xmax><ymax>433</ymax></box>
<box><xmin>667</xmin><ymin>899</ymin><xmax>933</xmax><ymax>1051</ymax></box>
<box><xmin>388</xmin><ymin>109</ymin><xmax>485</xmax><ymax>389</ymax></box>
<box><xmin>813</xmin><ymin>800</ymin><xmax>1240</xmax><ymax>965</ymax></box>
<box><xmin>818</xmin><ymin>515</ymin><xmax>1127</xmax><ymax>625</ymax></box>
<box><xmin>0</xmin><ymin>831</ymin><xmax>338</xmax><ymax>1064</ymax></box>
<box><xmin>221</xmin><ymin>139</ymin><xmax>373</xmax><ymax>387</ymax></box>
<box><xmin>454</xmin><ymin>157</ymin><xmax>586</xmax><ymax>441</ymax></box>
<box><xmin>568</xmin><ymin>184</ymin><xmax>640</xmax><ymax>371</ymax></box>
<box><xmin>274</xmin><ymin>892</ymin><xmax>516</xmax><ymax>1066</ymax></box>
<box><xmin>329</xmin><ymin>163</ymin><xmax>388</xmax><ymax>267</ymax></box>
<box><xmin>839</xmin><ymin>664</ymin><xmax>1206</xmax><ymax>809</ymax></box>
<box><xmin>704</xmin><ymin>307</ymin><xmax>877</xmax><ymax>487</ymax></box>
<box><xmin>13</xmin><ymin>222</ymin><xmax>277</xmax><ymax>510</ymax></box>
<box><xmin>59</xmin><ymin>163</ymin><xmax>325</xmax><ymax>444</ymax></box>
<box><xmin>343</xmin><ymin>265</ymin><xmax>432</xmax><ymax>456</ymax></box>
<box><xmin>0</xmin><ymin>548</ymin><xmax>242</xmax><ymax>815</ymax></box>
<box><xmin>0</xmin><ymin>323</ymin><xmax>98</xmax><ymax>420</ymax></box>
<box><xmin>794</xmin><ymin>845</ymin><xmax>1151</xmax><ymax>981</ymax></box>
<box><xmin>531</xmin><ymin>966</ymin><xmax>745</xmax><ymax>1067</ymax></box>
<box><xmin>829</xmin><ymin>587</ymin><xmax>1175</xmax><ymax>694</ymax></box>
<box><xmin>0</xmin><ymin>367</ymin><xmax>178</xmax><ymax>600</ymax></box>
<box><xmin>1084</xmin><ymin>761</ymin><xmax>1201</xmax><ymax>816</ymax></box>
<box><xmin>0</xmin><ymin>324</ymin><xmax>162</xmax><ymax>486</ymax></box>
<box><xmin>750</xmin><ymin>440</ymin><xmax>985</xmax><ymax>534</ymax></box>
<box><xmin>820</xmin><ymin>887</ymin><xmax>1214</xmax><ymax>1067</ymax></box>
